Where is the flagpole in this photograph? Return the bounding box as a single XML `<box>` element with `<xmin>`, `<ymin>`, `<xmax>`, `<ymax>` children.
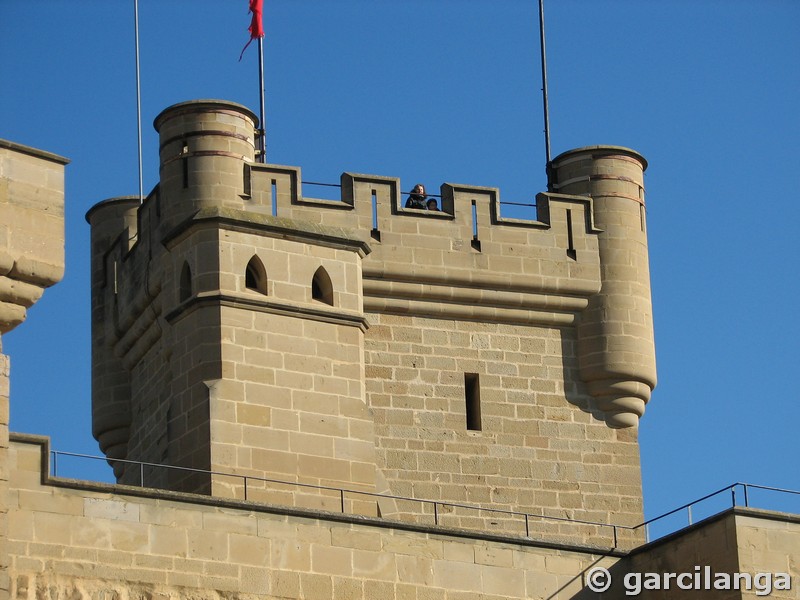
<box><xmin>134</xmin><ymin>0</ymin><xmax>144</xmax><ymax>203</ymax></box>
<box><xmin>258</xmin><ymin>36</ymin><xmax>266</xmax><ymax>163</ymax></box>
<box><xmin>537</xmin><ymin>0</ymin><xmax>552</xmax><ymax>187</ymax></box>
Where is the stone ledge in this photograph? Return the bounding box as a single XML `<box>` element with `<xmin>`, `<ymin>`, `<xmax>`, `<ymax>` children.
<box><xmin>0</xmin><ymin>139</ymin><xmax>69</xmax><ymax>166</ymax></box>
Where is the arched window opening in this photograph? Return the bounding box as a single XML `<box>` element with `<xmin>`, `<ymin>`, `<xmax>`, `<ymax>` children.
<box><xmin>245</xmin><ymin>255</ymin><xmax>268</xmax><ymax>295</ymax></box>
<box><xmin>311</xmin><ymin>266</ymin><xmax>334</xmax><ymax>306</ymax></box>
<box><xmin>179</xmin><ymin>262</ymin><xmax>192</xmax><ymax>302</ymax></box>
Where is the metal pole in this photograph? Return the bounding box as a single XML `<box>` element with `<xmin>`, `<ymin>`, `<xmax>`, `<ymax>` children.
<box><xmin>257</xmin><ymin>36</ymin><xmax>267</xmax><ymax>163</ymax></box>
<box><xmin>134</xmin><ymin>0</ymin><xmax>144</xmax><ymax>203</ymax></box>
<box><xmin>537</xmin><ymin>0</ymin><xmax>552</xmax><ymax>170</ymax></box>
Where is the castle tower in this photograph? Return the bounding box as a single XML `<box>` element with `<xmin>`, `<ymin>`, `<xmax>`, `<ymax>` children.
<box><xmin>88</xmin><ymin>100</ymin><xmax>658</xmax><ymax>545</ymax></box>
<box><xmin>550</xmin><ymin>147</ymin><xmax>656</xmax><ymax>428</ymax></box>
<box><xmin>88</xmin><ymin>101</ymin><xmax>376</xmax><ymax>502</ymax></box>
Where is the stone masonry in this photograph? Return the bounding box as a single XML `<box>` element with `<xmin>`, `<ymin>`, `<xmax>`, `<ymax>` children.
<box><xmin>86</xmin><ymin>100</ymin><xmax>656</xmax><ymax>546</ymax></box>
<box><xmin>0</xmin><ymin>140</ymin><xmax>68</xmax><ymax>600</ymax></box>
<box><xmin>2</xmin><ymin>108</ymin><xmax>798</xmax><ymax>600</ymax></box>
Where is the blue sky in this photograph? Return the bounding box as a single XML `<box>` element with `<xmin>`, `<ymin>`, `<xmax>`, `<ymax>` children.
<box><xmin>1</xmin><ymin>0</ymin><xmax>798</xmax><ymax>530</ymax></box>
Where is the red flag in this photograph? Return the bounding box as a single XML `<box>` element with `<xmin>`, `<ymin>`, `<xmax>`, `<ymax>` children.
<box><xmin>239</xmin><ymin>0</ymin><xmax>264</xmax><ymax>60</ymax></box>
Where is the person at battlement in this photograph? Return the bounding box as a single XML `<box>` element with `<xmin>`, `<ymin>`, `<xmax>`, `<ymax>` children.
<box><xmin>426</xmin><ymin>198</ymin><xmax>439</xmax><ymax>211</ymax></box>
<box><xmin>405</xmin><ymin>183</ymin><xmax>428</xmax><ymax>209</ymax></box>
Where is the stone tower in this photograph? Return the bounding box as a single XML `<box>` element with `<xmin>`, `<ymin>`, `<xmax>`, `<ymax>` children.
<box><xmin>88</xmin><ymin>99</ymin><xmax>656</xmax><ymax>545</ymax></box>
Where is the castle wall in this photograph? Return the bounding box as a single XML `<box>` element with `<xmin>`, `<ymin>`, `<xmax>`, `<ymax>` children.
<box><xmin>209</xmin><ymin>231</ymin><xmax>375</xmax><ymax>504</ymax></box>
<box><xmin>11</xmin><ymin>436</ymin><xmax>800</xmax><ymax>600</ymax></box>
<box><xmin>1</xmin><ymin>352</ymin><xmax>9</xmax><ymax>600</ymax></box>
<box><xmin>8</xmin><ymin>435</ymin><xmax>624</xmax><ymax>600</ymax></box>
<box><xmin>732</xmin><ymin>513</ymin><xmax>799</xmax><ymax>599</ymax></box>
<box><xmin>0</xmin><ymin>140</ymin><xmax>67</xmax><ymax>600</ymax></box>
<box><xmin>621</xmin><ymin>510</ymin><xmax>800</xmax><ymax>599</ymax></box>
<box><xmin>365</xmin><ymin>314</ymin><xmax>644</xmax><ymax>541</ymax></box>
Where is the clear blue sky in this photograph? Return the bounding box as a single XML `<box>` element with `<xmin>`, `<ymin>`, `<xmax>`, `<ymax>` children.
<box><xmin>2</xmin><ymin>0</ymin><xmax>798</xmax><ymax>530</ymax></box>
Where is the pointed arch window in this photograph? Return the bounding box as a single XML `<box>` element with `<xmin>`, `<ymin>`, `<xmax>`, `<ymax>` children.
<box><xmin>311</xmin><ymin>266</ymin><xmax>334</xmax><ymax>306</ymax></box>
<box><xmin>245</xmin><ymin>255</ymin><xmax>268</xmax><ymax>295</ymax></box>
<box><xmin>179</xmin><ymin>262</ymin><xmax>192</xmax><ymax>302</ymax></box>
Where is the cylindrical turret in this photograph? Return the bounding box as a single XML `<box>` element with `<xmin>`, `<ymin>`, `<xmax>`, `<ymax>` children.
<box><xmin>552</xmin><ymin>146</ymin><xmax>656</xmax><ymax>428</ymax></box>
<box><xmin>153</xmin><ymin>99</ymin><xmax>258</xmax><ymax>226</ymax></box>
<box><xmin>85</xmin><ymin>196</ymin><xmax>139</xmax><ymax>474</ymax></box>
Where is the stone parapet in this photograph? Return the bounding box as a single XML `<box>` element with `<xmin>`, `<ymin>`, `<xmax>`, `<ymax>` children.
<box><xmin>8</xmin><ymin>434</ymin><xmax>624</xmax><ymax>599</ymax></box>
<box><xmin>9</xmin><ymin>435</ymin><xmax>799</xmax><ymax>599</ymax></box>
<box><xmin>0</xmin><ymin>140</ymin><xmax>68</xmax><ymax>333</ymax></box>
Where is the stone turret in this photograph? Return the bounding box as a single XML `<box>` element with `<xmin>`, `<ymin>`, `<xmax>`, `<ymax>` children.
<box><xmin>551</xmin><ymin>146</ymin><xmax>656</xmax><ymax>428</ymax></box>
<box><xmin>154</xmin><ymin>99</ymin><xmax>260</xmax><ymax>230</ymax></box>
<box><xmin>85</xmin><ymin>197</ymin><xmax>139</xmax><ymax>476</ymax></box>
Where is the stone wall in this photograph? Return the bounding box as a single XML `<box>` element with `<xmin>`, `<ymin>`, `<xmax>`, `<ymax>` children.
<box><xmin>8</xmin><ymin>435</ymin><xmax>621</xmax><ymax>600</ymax></box>
<box><xmin>365</xmin><ymin>314</ymin><xmax>643</xmax><ymax>541</ymax></box>
<box><xmin>622</xmin><ymin>510</ymin><xmax>800</xmax><ymax>599</ymax></box>
<box><xmin>10</xmin><ymin>435</ymin><xmax>800</xmax><ymax>600</ymax></box>
<box><xmin>0</xmin><ymin>139</ymin><xmax>67</xmax><ymax>600</ymax></box>
<box><xmin>1</xmin><ymin>352</ymin><xmax>9</xmax><ymax>600</ymax></box>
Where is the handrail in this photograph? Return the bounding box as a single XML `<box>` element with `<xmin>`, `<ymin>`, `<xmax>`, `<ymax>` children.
<box><xmin>49</xmin><ymin>450</ymin><xmax>619</xmax><ymax>543</ymax></box>
<box><xmin>302</xmin><ymin>179</ymin><xmax>536</xmax><ymax>205</ymax></box>
<box><xmin>47</xmin><ymin>450</ymin><xmax>799</xmax><ymax>548</ymax></box>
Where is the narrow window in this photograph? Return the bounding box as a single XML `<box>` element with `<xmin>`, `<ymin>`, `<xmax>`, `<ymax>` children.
<box><xmin>370</xmin><ymin>189</ymin><xmax>381</xmax><ymax>241</ymax></box>
<box><xmin>471</xmin><ymin>200</ymin><xmax>481</xmax><ymax>251</ymax></box>
<box><xmin>271</xmin><ymin>179</ymin><xmax>278</xmax><ymax>216</ymax></box>
<box><xmin>311</xmin><ymin>266</ymin><xmax>334</xmax><ymax>306</ymax></box>
<box><xmin>245</xmin><ymin>255</ymin><xmax>268</xmax><ymax>294</ymax></box>
<box><xmin>243</xmin><ymin>163</ymin><xmax>252</xmax><ymax>197</ymax></box>
<box><xmin>465</xmin><ymin>373</ymin><xmax>481</xmax><ymax>431</ymax></box>
<box><xmin>640</xmin><ymin>204</ymin><xmax>646</xmax><ymax>232</ymax></box>
<box><xmin>566</xmin><ymin>209</ymin><xmax>577</xmax><ymax>261</ymax></box>
<box><xmin>179</xmin><ymin>262</ymin><xmax>192</xmax><ymax>302</ymax></box>
<box><xmin>181</xmin><ymin>142</ymin><xmax>189</xmax><ymax>188</ymax></box>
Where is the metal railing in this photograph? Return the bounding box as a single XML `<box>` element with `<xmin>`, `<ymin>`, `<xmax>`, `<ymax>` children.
<box><xmin>48</xmin><ymin>450</ymin><xmax>799</xmax><ymax>549</ymax></box>
<box><xmin>304</xmin><ymin>179</ymin><xmax>538</xmax><ymax>209</ymax></box>
<box><xmin>634</xmin><ymin>482</ymin><xmax>800</xmax><ymax>543</ymax></box>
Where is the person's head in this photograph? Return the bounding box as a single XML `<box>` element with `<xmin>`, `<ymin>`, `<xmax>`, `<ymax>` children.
<box><xmin>411</xmin><ymin>183</ymin><xmax>426</xmax><ymax>197</ymax></box>
<box><xmin>426</xmin><ymin>198</ymin><xmax>439</xmax><ymax>211</ymax></box>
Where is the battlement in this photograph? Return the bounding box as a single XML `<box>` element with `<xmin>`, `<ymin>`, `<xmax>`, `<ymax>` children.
<box><xmin>86</xmin><ymin>100</ymin><xmax>657</xmax><ymax>543</ymax></box>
